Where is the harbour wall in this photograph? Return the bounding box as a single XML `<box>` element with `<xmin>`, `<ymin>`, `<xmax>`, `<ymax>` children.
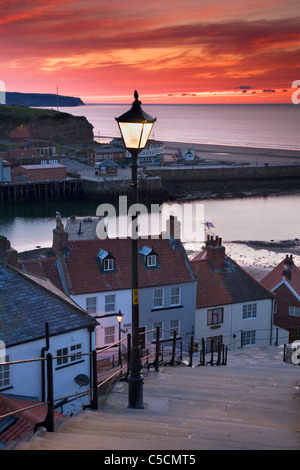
<box><xmin>0</xmin><ymin>164</ymin><xmax>299</xmax><ymax>204</ymax></box>
<box><xmin>144</xmin><ymin>164</ymin><xmax>300</xmax><ymax>198</ymax></box>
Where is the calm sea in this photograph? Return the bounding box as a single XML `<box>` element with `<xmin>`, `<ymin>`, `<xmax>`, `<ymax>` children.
<box><xmin>1</xmin><ymin>104</ymin><xmax>300</xmax><ymax>252</ymax></box>
<box><xmin>58</xmin><ymin>103</ymin><xmax>300</xmax><ymax>150</ymax></box>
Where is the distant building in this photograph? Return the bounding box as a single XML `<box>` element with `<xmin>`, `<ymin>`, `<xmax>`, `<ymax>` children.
<box><xmin>111</xmin><ymin>138</ymin><xmax>164</xmax><ymax>164</ymax></box>
<box><xmin>9</xmin><ymin>126</ymin><xmax>30</xmax><ymax>143</ymax></box>
<box><xmin>12</xmin><ymin>163</ymin><xmax>66</xmax><ymax>182</ymax></box>
<box><xmin>88</xmin><ymin>145</ymin><xmax>125</xmax><ymax>167</ymax></box>
<box><xmin>191</xmin><ymin>235</ymin><xmax>288</xmax><ymax>351</ymax></box>
<box><xmin>1</xmin><ymin>148</ymin><xmax>60</xmax><ymax>167</ymax></box>
<box><xmin>21</xmin><ymin>140</ymin><xmax>56</xmax><ymax>157</ymax></box>
<box><xmin>0</xmin><ymin>158</ymin><xmax>11</xmax><ymax>183</ymax></box>
<box><xmin>95</xmin><ymin>159</ymin><xmax>118</xmax><ymax>174</ymax></box>
<box><xmin>261</xmin><ymin>255</ymin><xmax>300</xmax><ymax>342</ymax></box>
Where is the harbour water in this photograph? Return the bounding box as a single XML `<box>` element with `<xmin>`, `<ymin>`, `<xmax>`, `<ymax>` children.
<box><xmin>1</xmin><ymin>193</ymin><xmax>299</xmax><ymax>254</ymax></box>
<box><xmin>1</xmin><ymin>104</ymin><xmax>299</xmax><ymax>265</ymax></box>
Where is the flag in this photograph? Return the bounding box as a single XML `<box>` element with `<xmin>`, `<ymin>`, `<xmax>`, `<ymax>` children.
<box><xmin>204</xmin><ymin>221</ymin><xmax>215</xmax><ymax>230</ymax></box>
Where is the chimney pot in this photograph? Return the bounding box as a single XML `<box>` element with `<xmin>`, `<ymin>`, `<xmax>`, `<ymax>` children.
<box><xmin>206</xmin><ymin>234</ymin><xmax>225</xmax><ymax>271</ymax></box>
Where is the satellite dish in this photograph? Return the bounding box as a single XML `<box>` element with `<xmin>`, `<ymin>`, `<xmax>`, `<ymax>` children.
<box><xmin>74</xmin><ymin>374</ymin><xmax>89</xmax><ymax>386</ymax></box>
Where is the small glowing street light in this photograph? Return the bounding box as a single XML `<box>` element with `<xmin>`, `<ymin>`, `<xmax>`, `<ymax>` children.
<box><xmin>116</xmin><ymin>310</ymin><xmax>124</xmax><ymax>366</ymax></box>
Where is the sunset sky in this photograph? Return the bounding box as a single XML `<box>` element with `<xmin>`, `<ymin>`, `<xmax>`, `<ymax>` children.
<box><xmin>1</xmin><ymin>0</ymin><xmax>300</xmax><ymax>104</ymax></box>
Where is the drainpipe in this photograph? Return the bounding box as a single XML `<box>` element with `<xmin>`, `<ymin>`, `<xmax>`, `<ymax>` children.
<box><xmin>41</xmin><ymin>322</ymin><xmax>50</xmax><ymax>402</ymax></box>
<box><xmin>270</xmin><ymin>298</ymin><xmax>274</xmax><ymax>346</ymax></box>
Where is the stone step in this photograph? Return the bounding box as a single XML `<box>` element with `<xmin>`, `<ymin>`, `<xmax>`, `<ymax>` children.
<box><xmin>7</xmin><ymin>359</ymin><xmax>300</xmax><ymax>451</ymax></box>
<box><xmin>57</xmin><ymin>421</ymin><xmax>297</xmax><ymax>450</ymax></box>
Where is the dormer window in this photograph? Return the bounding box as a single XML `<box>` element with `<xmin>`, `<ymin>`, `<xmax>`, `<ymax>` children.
<box><xmin>104</xmin><ymin>258</ymin><xmax>114</xmax><ymax>271</ymax></box>
<box><xmin>96</xmin><ymin>249</ymin><xmax>116</xmax><ymax>273</ymax></box>
<box><xmin>147</xmin><ymin>254</ymin><xmax>157</xmax><ymax>267</ymax></box>
<box><xmin>139</xmin><ymin>246</ymin><xmax>159</xmax><ymax>270</ymax></box>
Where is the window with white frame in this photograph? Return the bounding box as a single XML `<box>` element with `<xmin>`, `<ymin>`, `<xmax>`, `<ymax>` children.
<box><xmin>86</xmin><ymin>297</ymin><xmax>97</xmax><ymax>315</ymax></box>
<box><xmin>153</xmin><ymin>288</ymin><xmax>164</xmax><ymax>308</ymax></box>
<box><xmin>170</xmin><ymin>319</ymin><xmax>180</xmax><ymax>337</ymax></box>
<box><xmin>147</xmin><ymin>255</ymin><xmax>157</xmax><ymax>267</ymax></box>
<box><xmin>289</xmin><ymin>306</ymin><xmax>300</xmax><ymax>317</ymax></box>
<box><xmin>241</xmin><ymin>330</ymin><xmax>256</xmax><ymax>347</ymax></box>
<box><xmin>242</xmin><ymin>303</ymin><xmax>257</xmax><ymax>320</ymax></box>
<box><xmin>207</xmin><ymin>308</ymin><xmax>224</xmax><ymax>325</ymax></box>
<box><xmin>0</xmin><ymin>355</ymin><xmax>10</xmax><ymax>389</ymax></box>
<box><xmin>105</xmin><ymin>294</ymin><xmax>115</xmax><ymax>313</ymax></box>
<box><xmin>153</xmin><ymin>321</ymin><xmax>163</xmax><ymax>340</ymax></box>
<box><xmin>56</xmin><ymin>344</ymin><xmax>82</xmax><ymax>368</ymax></box>
<box><xmin>104</xmin><ymin>326</ymin><xmax>115</xmax><ymax>344</ymax></box>
<box><xmin>170</xmin><ymin>286</ymin><xmax>181</xmax><ymax>306</ymax></box>
<box><xmin>104</xmin><ymin>258</ymin><xmax>114</xmax><ymax>271</ymax></box>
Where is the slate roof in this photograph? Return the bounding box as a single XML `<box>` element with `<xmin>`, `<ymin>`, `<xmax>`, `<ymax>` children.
<box><xmin>0</xmin><ymin>265</ymin><xmax>98</xmax><ymax>347</ymax></box>
<box><xmin>261</xmin><ymin>257</ymin><xmax>300</xmax><ymax>297</ymax></box>
<box><xmin>191</xmin><ymin>252</ymin><xmax>274</xmax><ymax>309</ymax></box>
<box><xmin>20</xmin><ymin>236</ymin><xmax>195</xmax><ymax>296</ymax></box>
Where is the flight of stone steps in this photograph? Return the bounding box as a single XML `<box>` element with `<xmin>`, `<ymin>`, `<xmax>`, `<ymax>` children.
<box><xmin>6</xmin><ymin>361</ymin><xmax>300</xmax><ymax>451</ymax></box>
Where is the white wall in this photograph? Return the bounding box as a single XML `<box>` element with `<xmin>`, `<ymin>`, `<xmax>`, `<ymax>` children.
<box><xmin>71</xmin><ymin>289</ymin><xmax>132</xmax><ymax>350</ymax></box>
<box><xmin>3</xmin><ymin>328</ymin><xmax>95</xmax><ymax>416</ymax></box>
<box><xmin>195</xmin><ymin>299</ymin><xmax>287</xmax><ymax>350</ymax></box>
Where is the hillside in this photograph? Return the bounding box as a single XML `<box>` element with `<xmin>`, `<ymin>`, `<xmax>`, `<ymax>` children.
<box><xmin>6</xmin><ymin>92</ymin><xmax>84</xmax><ymax>107</ymax></box>
<box><xmin>0</xmin><ymin>105</ymin><xmax>94</xmax><ymax>143</ymax></box>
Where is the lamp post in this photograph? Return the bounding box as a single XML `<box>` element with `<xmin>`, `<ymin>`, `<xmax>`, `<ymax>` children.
<box><xmin>116</xmin><ymin>309</ymin><xmax>124</xmax><ymax>366</ymax></box>
<box><xmin>116</xmin><ymin>91</ymin><xmax>156</xmax><ymax>409</ymax></box>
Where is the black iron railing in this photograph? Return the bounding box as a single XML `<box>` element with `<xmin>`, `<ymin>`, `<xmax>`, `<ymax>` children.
<box><xmin>7</xmin><ymin>325</ymin><xmax>294</xmax><ymax>436</ymax></box>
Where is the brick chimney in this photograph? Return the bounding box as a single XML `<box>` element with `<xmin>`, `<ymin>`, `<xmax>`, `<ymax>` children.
<box><xmin>0</xmin><ymin>236</ymin><xmax>18</xmax><ymax>267</ymax></box>
<box><xmin>282</xmin><ymin>254</ymin><xmax>293</xmax><ymax>281</ymax></box>
<box><xmin>206</xmin><ymin>235</ymin><xmax>225</xmax><ymax>272</ymax></box>
<box><xmin>0</xmin><ymin>236</ymin><xmax>7</xmax><ymax>265</ymax></box>
<box><xmin>52</xmin><ymin>213</ymin><xmax>68</xmax><ymax>255</ymax></box>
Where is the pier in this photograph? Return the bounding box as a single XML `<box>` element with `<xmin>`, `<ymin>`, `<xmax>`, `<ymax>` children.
<box><xmin>0</xmin><ymin>179</ymin><xmax>82</xmax><ymax>204</ymax></box>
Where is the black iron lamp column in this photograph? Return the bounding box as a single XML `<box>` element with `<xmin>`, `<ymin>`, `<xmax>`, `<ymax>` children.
<box><xmin>116</xmin><ymin>91</ymin><xmax>156</xmax><ymax>408</ymax></box>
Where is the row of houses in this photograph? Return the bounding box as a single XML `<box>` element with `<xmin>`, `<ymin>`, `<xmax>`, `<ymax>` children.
<box><xmin>0</xmin><ymin>139</ymin><xmax>66</xmax><ymax>183</ymax></box>
<box><xmin>1</xmin><ymin>214</ymin><xmax>299</xmax><ymax>441</ymax></box>
<box><xmin>4</xmin><ymin>214</ymin><xmax>298</xmax><ymax>356</ymax></box>
<box><xmin>88</xmin><ymin>138</ymin><xmax>164</xmax><ymax>167</ymax></box>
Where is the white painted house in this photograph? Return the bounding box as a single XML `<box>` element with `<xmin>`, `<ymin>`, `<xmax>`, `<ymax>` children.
<box><xmin>19</xmin><ymin>216</ymin><xmax>197</xmax><ymax>353</ymax></box>
<box><xmin>191</xmin><ymin>235</ymin><xmax>289</xmax><ymax>351</ymax></box>
<box><xmin>0</xmin><ymin>248</ymin><xmax>97</xmax><ymax>417</ymax></box>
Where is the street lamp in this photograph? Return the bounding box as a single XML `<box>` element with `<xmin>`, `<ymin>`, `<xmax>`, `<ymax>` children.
<box><xmin>116</xmin><ymin>91</ymin><xmax>156</xmax><ymax>409</ymax></box>
<box><xmin>116</xmin><ymin>310</ymin><xmax>124</xmax><ymax>366</ymax></box>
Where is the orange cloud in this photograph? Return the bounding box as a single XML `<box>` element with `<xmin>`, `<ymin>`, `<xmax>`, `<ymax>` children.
<box><xmin>1</xmin><ymin>0</ymin><xmax>299</xmax><ymax>103</ymax></box>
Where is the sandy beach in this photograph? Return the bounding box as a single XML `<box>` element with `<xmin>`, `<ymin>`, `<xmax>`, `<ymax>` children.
<box><xmin>183</xmin><ymin>238</ymin><xmax>300</xmax><ymax>281</ymax></box>
<box><xmin>163</xmin><ymin>141</ymin><xmax>300</xmax><ymax>166</ymax></box>
<box><xmin>162</xmin><ymin>140</ymin><xmax>300</xmax><ymax>280</ymax></box>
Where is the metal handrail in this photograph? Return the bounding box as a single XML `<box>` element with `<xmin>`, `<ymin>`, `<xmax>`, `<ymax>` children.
<box><xmin>0</xmin><ymin>326</ymin><xmax>231</xmax><ymax>433</ymax></box>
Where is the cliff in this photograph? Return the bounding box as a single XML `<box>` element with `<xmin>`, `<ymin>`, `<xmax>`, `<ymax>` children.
<box><xmin>6</xmin><ymin>92</ymin><xmax>84</xmax><ymax>107</ymax></box>
<box><xmin>0</xmin><ymin>105</ymin><xmax>94</xmax><ymax>143</ymax></box>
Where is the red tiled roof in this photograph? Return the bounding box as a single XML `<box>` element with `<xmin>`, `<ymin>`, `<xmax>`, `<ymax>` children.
<box><xmin>191</xmin><ymin>254</ymin><xmax>273</xmax><ymax>309</ymax></box>
<box><xmin>19</xmin><ymin>257</ymin><xmax>64</xmax><ymax>292</ymax></box>
<box><xmin>65</xmin><ymin>237</ymin><xmax>194</xmax><ymax>295</ymax></box>
<box><xmin>0</xmin><ymin>394</ymin><xmax>61</xmax><ymax>445</ymax></box>
<box><xmin>261</xmin><ymin>257</ymin><xmax>300</xmax><ymax>297</ymax></box>
<box><xmin>19</xmin><ymin>237</ymin><xmax>194</xmax><ymax>295</ymax></box>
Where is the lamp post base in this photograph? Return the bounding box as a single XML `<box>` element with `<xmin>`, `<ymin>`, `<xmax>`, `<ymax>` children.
<box><xmin>127</xmin><ymin>347</ymin><xmax>144</xmax><ymax>409</ymax></box>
